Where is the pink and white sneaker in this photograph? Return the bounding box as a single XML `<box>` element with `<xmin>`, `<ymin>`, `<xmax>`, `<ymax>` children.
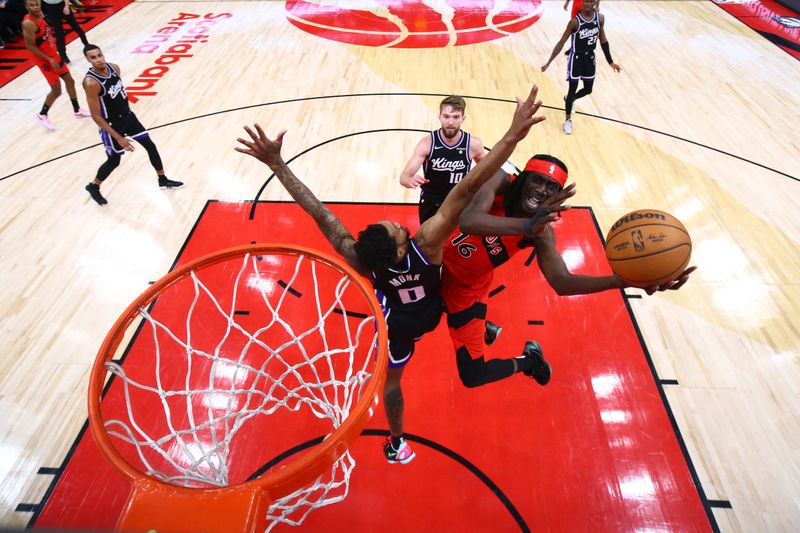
<box><xmin>384</xmin><ymin>437</ymin><xmax>416</xmax><ymax>464</ymax></box>
<box><xmin>73</xmin><ymin>108</ymin><xmax>91</xmax><ymax>118</ymax></box>
<box><xmin>36</xmin><ymin>113</ymin><xmax>55</xmax><ymax>131</ymax></box>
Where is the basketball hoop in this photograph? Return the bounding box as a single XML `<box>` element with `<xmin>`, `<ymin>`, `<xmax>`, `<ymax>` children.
<box><xmin>88</xmin><ymin>244</ymin><xmax>388</xmax><ymax>532</ymax></box>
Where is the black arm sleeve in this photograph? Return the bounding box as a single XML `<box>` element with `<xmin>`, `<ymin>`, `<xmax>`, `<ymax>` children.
<box><xmin>601</xmin><ymin>41</ymin><xmax>614</xmax><ymax>64</ymax></box>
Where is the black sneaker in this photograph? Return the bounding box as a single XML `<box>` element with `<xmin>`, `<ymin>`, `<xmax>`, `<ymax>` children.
<box><xmin>383</xmin><ymin>437</ymin><xmax>415</xmax><ymax>464</ymax></box>
<box><xmin>521</xmin><ymin>340</ymin><xmax>551</xmax><ymax>386</ymax></box>
<box><xmin>158</xmin><ymin>177</ymin><xmax>184</xmax><ymax>189</ymax></box>
<box><xmin>484</xmin><ymin>321</ymin><xmax>503</xmax><ymax>346</ymax></box>
<box><xmin>85</xmin><ymin>183</ymin><xmax>107</xmax><ymax>205</ymax></box>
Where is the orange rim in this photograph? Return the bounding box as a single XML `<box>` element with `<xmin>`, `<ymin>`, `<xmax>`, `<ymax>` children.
<box><xmin>87</xmin><ymin>243</ymin><xmax>388</xmax><ymax>504</ymax></box>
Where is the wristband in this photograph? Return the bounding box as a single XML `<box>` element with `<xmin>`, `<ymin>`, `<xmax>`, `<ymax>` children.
<box><xmin>601</xmin><ymin>41</ymin><xmax>614</xmax><ymax>65</ymax></box>
<box><xmin>524</xmin><ymin>208</ymin><xmax>550</xmax><ymax>233</ymax></box>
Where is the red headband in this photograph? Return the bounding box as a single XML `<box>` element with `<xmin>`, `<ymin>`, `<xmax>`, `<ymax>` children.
<box><xmin>523</xmin><ymin>158</ymin><xmax>568</xmax><ymax>187</ymax></box>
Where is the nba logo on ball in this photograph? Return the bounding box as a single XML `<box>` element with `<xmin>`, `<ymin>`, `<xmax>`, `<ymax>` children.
<box><xmin>285</xmin><ymin>0</ymin><xmax>544</xmax><ymax>48</ymax></box>
<box><xmin>605</xmin><ymin>210</ymin><xmax>692</xmax><ymax>288</ymax></box>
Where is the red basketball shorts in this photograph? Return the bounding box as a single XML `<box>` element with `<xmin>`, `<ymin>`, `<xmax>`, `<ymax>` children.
<box><xmin>442</xmin><ymin>266</ymin><xmax>494</xmax><ymax>358</ymax></box>
<box><xmin>36</xmin><ymin>58</ymin><xmax>68</xmax><ymax>86</ymax></box>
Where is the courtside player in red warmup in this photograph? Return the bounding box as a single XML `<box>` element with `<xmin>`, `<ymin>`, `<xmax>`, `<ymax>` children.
<box><xmin>21</xmin><ymin>0</ymin><xmax>89</xmax><ymax>130</ymax></box>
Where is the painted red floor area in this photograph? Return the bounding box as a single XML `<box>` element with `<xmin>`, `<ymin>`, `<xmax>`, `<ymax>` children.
<box><xmin>34</xmin><ymin>202</ymin><xmax>713</xmax><ymax>532</ymax></box>
<box><xmin>0</xmin><ymin>0</ymin><xmax>133</xmax><ymax>88</ymax></box>
<box><xmin>284</xmin><ymin>0</ymin><xmax>543</xmax><ymax>48</ymax></box>
<box><xmin>711</xmin><ymin>0</ymin><xmax>800</xmax><ymax>60</ymax></box>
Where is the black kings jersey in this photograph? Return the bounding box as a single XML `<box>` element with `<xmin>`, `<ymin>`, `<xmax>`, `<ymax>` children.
<box><xmin>421</xmin><ymin>129</ymin><xmax>472</xmax><ymax>205</ymax></box>
<box><xmin>571</xmin><ymin>11</ymin><xmax>600</xmax><ymax>55</ymax></box>
<box><xmin>372</xmin><ymin>238</ymin><xmax>442</xmax><ymax>312</ymax></box>
<box><xmin>85</xmin><ymin>64</ymin><xmax>131</xmax><ymax>120</ymax></box>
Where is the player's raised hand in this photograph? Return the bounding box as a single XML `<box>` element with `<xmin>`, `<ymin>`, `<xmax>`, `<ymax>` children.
<box><xmin>235</xmin><ymin>124</ymin><xmax>286</xmax><ymax>167</ymax></box>
<box><xmin>643</xmin><ymin>266</ymin><xmax>697</xmax><ymax>295</ymax></box>
<box><xmin>525</xmin><ymin>182</ymin><xmax>576</xmax><ymax>236</ymax></box>
<box><xmin>505</xmin><ymin>84</ymin><xmax>546</xmax><ymax>143</ymax></box>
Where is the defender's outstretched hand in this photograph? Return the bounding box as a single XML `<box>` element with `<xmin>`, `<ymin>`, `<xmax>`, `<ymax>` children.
<box><xmin>235</xmin><ymin>124</ymin><xmax>287</xmax><ymax>168</ymax></box>
<box><xmin>526</xmin><ymin>182</ymin><xmax>576</xmax><ymax>236</ymax></box>
<box><xmin>505</xmin><ymin>84</ymin><xmax>546</xmax><ymax>142</ymax></box>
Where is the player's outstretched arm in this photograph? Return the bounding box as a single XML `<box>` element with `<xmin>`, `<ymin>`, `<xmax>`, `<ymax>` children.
<box><xmin>415</xmin><ymin>85</ymin><xmax>546</xmax><ymax>261</ymax></box>
<box><xmin>535</xmin><ymin>228</ymin><xmax>626</xmax><ymax>295</ymax></box>
<box><xmin>459</xmin><ymin>181</ymin><xmax>575</xmax><ymax>237</ymax></box>
<box><xmin>399</xmin><ymin>136</ymin><xmax>431</xmax><ymax>189</ymax></box>
<box><xmin>236</xmin><ymin>125</ymin><xmax>365</xmax><ymax>275</ymax></box>
<box><xmin>536</xmin><ymin>231</ymin><xmax>697</xmax><ymax>296</ymax></box>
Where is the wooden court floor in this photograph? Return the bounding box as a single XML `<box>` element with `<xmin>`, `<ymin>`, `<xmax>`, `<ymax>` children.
<box><xmin>0</xmin><ymin>1</ymin><xmax>798</xmax><ymax>531</ymax></box>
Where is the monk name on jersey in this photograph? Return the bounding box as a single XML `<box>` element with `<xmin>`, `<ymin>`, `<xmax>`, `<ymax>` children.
<box><xmin>388</xmin><ymin>273</ymin><xmax>422</xmax><ymax>287</ymax></box>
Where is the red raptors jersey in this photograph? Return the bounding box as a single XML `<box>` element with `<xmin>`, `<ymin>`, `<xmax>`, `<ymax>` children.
<box><xmin>24</xmin><ymin>15</ymin><xmax>58</xmax><ymax>60</ymax></box>
<box><xmin>443</xmin><ymin>183</ymin><xmax>526</xmax><ymax>284</ymax></box>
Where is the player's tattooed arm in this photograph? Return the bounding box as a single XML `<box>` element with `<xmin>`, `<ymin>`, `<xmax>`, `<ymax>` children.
<box><xmin>236</xmin><ymin>125</ymin><xmax>366</xmax><ymax>275</ymax></box>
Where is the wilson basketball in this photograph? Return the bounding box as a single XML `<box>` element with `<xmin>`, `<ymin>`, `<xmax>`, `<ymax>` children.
<box><xmin>605</xmin><ymin>210</ymin><xmax>691</xmax><ymax>288</ymax></box>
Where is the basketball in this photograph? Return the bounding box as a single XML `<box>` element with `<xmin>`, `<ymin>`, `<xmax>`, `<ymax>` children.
<box><xmin>605</xmin><ymin>210</ymin><xmax>692</xmax><ymax>288</ymax></box>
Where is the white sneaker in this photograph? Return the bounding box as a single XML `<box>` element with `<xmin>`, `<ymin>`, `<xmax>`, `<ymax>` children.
<box><xmin>563</xmin><ymin>119</ymin><xmax>573</xmax><ymax>135</ymax></box>
<box><xmin>36</xmin><ymin>113</ymin><xmax>55</xmax><ymax>131</ymax></box>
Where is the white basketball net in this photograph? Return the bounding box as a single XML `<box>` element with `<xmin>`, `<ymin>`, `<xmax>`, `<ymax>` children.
<box><xmin>100</xmin><ymin>250</ymin><xmax>381</xmax><ymax>531</ymax></box>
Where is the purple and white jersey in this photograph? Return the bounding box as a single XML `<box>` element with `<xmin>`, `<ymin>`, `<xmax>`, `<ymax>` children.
<box><xmin>85</xmin><ymin>65</ymin><xmax>130</xmax><ymax>120</ymax></box>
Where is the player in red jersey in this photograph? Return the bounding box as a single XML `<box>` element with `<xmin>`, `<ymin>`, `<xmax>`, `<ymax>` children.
<box><xmin>564</xmin><ymin>0</ymin><xmax>594</xmax><ymax>19</ymax></box>
<box><xmin>22</xmin><ymin>0</ymin><xmax>89</xmax><ymax>130</ymax></box>
<box><xmin>565</xmin><ymin>0</ymin><xmax>582</xmax><ymax>19</ymax></box>
<box><xmin>442</xmin><ymin>156</ymin><xmax>696</xmax><ymax>388</ymax></box>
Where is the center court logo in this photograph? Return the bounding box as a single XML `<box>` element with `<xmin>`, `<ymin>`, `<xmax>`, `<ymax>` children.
<box><xmin>285</xmin><ymin>0</ymin><xmax>543</xmax><ymax>48</ymax></box>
